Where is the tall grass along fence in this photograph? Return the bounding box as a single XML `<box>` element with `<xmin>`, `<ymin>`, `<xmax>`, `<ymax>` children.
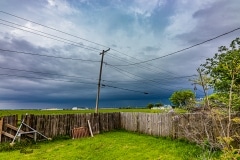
<box><xmin>0</xmin><ymin>113</ymin><xmax>120</xmax><ymax>143</ymax></box>
<box><xmin>0</xmin><ymin>112</ymin><xmax>239</xmax><ymax>148</ymax></box>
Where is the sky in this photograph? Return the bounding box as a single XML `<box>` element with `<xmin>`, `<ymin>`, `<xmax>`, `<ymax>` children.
<box><xmin>0</xmin><ymin>0</ymin><xmax>239</xmax><ymax>109</ymax></box>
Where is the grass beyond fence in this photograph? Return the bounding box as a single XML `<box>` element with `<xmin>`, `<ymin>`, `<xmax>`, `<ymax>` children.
<box><xmin>0</xmin><ymin>108</ymin><xmax>187</xmax><ymax>118</ymax></box>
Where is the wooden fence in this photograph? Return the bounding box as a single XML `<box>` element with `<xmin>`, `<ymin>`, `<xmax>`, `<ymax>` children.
<box><xmin>1</xmin><ymin>112</ymin><xmax>239</xmax><ymax>148</ymax></box>
<box><xmin>120</xmin><ymin>112</ymin><xmax>240</xmax><ymax>148</ymax></box>
<box><xmin>0</xmin><ymin>113</ymin><xmax>120</xmax><ymax>143</ymax></box>
<box><xmin>0</xmin><ymin>115</ymin><xmax>18</xmax><ymax>142</ymax></box>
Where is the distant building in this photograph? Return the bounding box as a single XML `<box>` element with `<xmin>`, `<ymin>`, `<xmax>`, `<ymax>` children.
<box><xmin>72</xmin><ymin>107</ymin><xmax>78</xmax><ymax>110</ymax></box>
<box><xmin>151</xmin><ymin>107</ymin><xmax>160</xmax><ymax>109</ymax></box>
<box><xmin>72</xmin><ymin>107</ymin><xmax>89</xmax><ymax>110</ymax></box>
<box><xmin>41</xmin><ymin>108</ymin><xmax>63</xmax><ymax>110</ymax></box>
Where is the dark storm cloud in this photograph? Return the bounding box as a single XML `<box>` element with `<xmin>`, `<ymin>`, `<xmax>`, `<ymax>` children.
<box><xmin>176</xmin><ymin>0</ymin><xmax>240</xmax><ymax>44</ymax></box>
<box><xmin>0</xmin><ymin>34</ymin><xmax>102</xmax><ymax>108</ymax></box>
<box><xmin>0</xmin><ymin>0</ymin><xmax>239</xmax><ymax>109</ymax></box>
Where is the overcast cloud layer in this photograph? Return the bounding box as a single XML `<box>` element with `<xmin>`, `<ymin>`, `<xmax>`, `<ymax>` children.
<box><xmin>0</xmin><ymin>0</ymin><xmax>239</xmax><ymax>109</ymax></box>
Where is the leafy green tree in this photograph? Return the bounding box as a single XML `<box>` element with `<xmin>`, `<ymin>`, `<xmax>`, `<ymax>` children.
<box><xmin>201</xmin><ymin>37</ymin><xmax>240</xmax><ymax>111</ymax></box>
<box><xmin>169</xmin><ymin>90</ymin><xmax>195</xmax><ymax>107</ymax></box>
<box><xmin>201</xmin><ymin>37</ymin><xmax>240</xmax><ymax>138</ymax></box>
<box><xmin>146</xmin><ymin>103</ymin><xmax>154</xmax><ymax>109</ymax></box>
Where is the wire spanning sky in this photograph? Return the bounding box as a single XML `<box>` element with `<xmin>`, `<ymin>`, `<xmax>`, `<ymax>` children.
<box><xmin>0</xmin><ymin>0</ymin><xmax>239</xmax><ymax>109</ymax></box>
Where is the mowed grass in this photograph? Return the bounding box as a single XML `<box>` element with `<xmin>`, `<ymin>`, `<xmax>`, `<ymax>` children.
<box><xmin>0</xmin><ymin>131</ymin><xmax>219</xmax><ymax>160</ymax></box>
<box><xmin>0</xmin><ymin>108</ymin><xmax>187</xmax><ymax>117</ymax></box>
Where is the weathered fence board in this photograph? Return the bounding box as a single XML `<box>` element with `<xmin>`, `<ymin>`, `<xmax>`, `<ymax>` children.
<box><xmin>120</xmin><ymin>112</ymin><xmax>240</xmax><ymax>147</ymax></box>
<box><xmin>1</xmin><ymin>112</ymin><xmax>239</xmax><ymax>147</ymax></box>
<box><xmin>0</xmin><ymin>115</ymin><xmax>18</xmax><ymax>142</ymax></box>
<box><xmin>0</xmin><ymin>113</ymin><xmax>121</xmax><ymax>143</ymax></box>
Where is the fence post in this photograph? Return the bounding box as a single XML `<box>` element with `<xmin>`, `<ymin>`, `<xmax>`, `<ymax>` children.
<box><xmin>0</xmin><ymin>117</ymin><xmax>3</xmax><ymax>142</ymax></box>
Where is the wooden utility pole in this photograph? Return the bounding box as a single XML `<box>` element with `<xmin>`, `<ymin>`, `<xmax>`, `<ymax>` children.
<box><xmin>95</xmin><ymin>48</ymin><xmax>110</xmax><ymax>113</ymax></box>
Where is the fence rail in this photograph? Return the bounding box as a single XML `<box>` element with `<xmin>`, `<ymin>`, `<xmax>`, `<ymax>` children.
<box><xmin>120</xmin><ymin>112</ymin><xmax>240</xmax><ymax>148</ymax></box>
<box><xmin>0</xmin><ymin>112</ymin><xmax>239</xmax><ymax>148</ymax></box>
<box><xmin>0</xmin><ymin>113</ymin><xmax>121</xmax><ymax>142</ymax></box>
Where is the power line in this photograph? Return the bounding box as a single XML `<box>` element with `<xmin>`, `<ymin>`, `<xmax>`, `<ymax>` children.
<box><xmin>0</xmin><ymin>22</ymin><xmax>100</xmax><ymax>52</ymax></box>
<box><xmin>102</xmin><ymin>84</ymin><xmax>149</xmax><ymax>94</ymax></box>
<box><xmin>107</xmin><ymin>64</ymin><xmax>175</xmax><ymax>87</ymax></box>
<box><xmin>0</xmin><ymin>66</ymin><xmax>98</xmax><ymax>81</ymax></box>
<box><xmin>102</xmin><ymin>74</ymin><xmax>197</xmax><ymax>84</ymax></box>
<box><xmin>0</xmin><ymin>10</ymin><xmax>194</xmax><ymax>80</ymax></box>
<box><xmin>0</xmin><ymin>72</ymin><xmax>152</xmax><ymax>95</ymax></box>
<box><xmin>0</xmin><ymin>19</ymin><xmax>101</xmax><ymax>52</ymax></box>
<box><xmin>0</xmin><ymin>73</ymin><xmax>97</xmax><ymax>85</ymax></box>
<box><xmin>0</xmin><ymin>10</ymin><xmax>191</xmax><ymax>79</ymax></box>
<box><xmin>106</xmin><ymin>64</ymin><xmax>182</xmax><ymax>92</ymax></box>
<box><xmin>111</xmin><ymin>27</ymin><xmax>240</xmax><ymax>66</ymax></box>
<box><xmin>106</xmin><ymin>52</ymin><xmax>180</xmax><ymax>77</ymax></box>
<box><xmin>0</xmin><ymin>48</ymin><xmax>100</xmax><ymax>62</ymax></box>
<box><xmin>8</xmin><ymin>47</ymin><xmax>186</xmax><ymax>94</ymax></box>
<box><xmin>0</xmin><ymin>10</ymin><xmax>109</xmax><ymax>49</ymax></box>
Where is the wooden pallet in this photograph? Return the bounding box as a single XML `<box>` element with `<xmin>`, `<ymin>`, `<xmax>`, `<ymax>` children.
<box><xmin>71</xmin><ymin>127</ymin><xmax>89</xmax><ymax>139</ymax></box>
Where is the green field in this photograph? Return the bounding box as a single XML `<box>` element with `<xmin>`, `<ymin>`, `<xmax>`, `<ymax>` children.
<box><xmin>0</xmin><ymin>131</ymin><xmax>219</xmax><ymax>160</ymax></box>
<box><xmin>0</xmin><ymin>108</ymin><xmax>186</xmax><ymax>117</ymax></box>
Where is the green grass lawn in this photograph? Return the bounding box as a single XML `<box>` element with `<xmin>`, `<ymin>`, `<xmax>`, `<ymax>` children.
<box><xmin>0</xmin><ymin>131</ymin><xmax>219</xmax><ymax>160</ymax></box>
<box><xmin>0</xmin><ymin>108</ymin><xmax>187</xmax><ymax>117</ymax></box>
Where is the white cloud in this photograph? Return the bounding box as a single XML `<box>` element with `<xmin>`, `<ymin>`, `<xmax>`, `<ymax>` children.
<box><xmin>164</xmin><ymin>0</ymin><xmax>217</xmax><ymax>38</ymax></box>
<box><xmin>128</xmin><ymin>0</ymin><xmax>166</xmax><ymax>17</ymax></box>
<box><xmin>46</xmin><ymin>0</ymin><xmax>77</xmax><ymax>15</ymax></box>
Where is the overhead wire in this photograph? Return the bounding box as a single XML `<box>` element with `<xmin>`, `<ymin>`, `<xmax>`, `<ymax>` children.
<box><xmin>106</xmin><ymin>53</ymin><xmax>179</xmax><ymax>78</ymax></box>
<box><xmin>0</xmin><ymin>22</ymin><xmax>100</xmax><ymax>52</ymax></box>
<box><xmin>107</xmin><ymin>64</ymin><xmax>184</xmax><ymax>87</ymax></box>
<box><xmin>0</xmin><ymin>48</ymin><xmax>100</xmax><ymax>62</ymax></box>
<box><xmin>2</xmin><ymin>11</ymin><xmax>238</xmax><ymax>75</ymax></box>
<box><xmin>0</xmin><ymin>10</ymin><xmax>109</xmax><ymax>49</ymax></box>
<box><xmin>0</xmin><ymin>11</ymin><xmax>188</xmax><ymax>84</ymax></box>
<box><xmin>0</xmin><ymin>72</ymin><xmax>151</xmax><ymax>94</ymax></box>
<box><xmin>106</xmin><ymin>64</ymin><xmax>185</xmax><ymax>93</ymax></box>
<box><xmin>0</xmin><ymin>10</ymin><xmax>226</xmax><ymax>97</ymax></box>
<box><xmin>0</xmin><ymin>12</ymin><xmax>156</xmax><ymax>94</ymax></box>
<box><xmin>110</xmin><ymin>26</ymin><xmax>240</xmax><ymax>66</ymax></box>
<box><xmin>0</xmin><ymin>73</ymin><xmax>97</xmax><ymax>85</ymax></box>
<box><xmin>102</xmin><ymin>84</ymin><xmax>148</xmax><ymax>94</ymax></box>
<box><xmin>103</xmin><ymin>74</ymin><xmax>197</xmax><ymax>84</ymax></box>
<box><xmin>0</xmin><ymin>66</ymin><xmax>99</xmax><ymax>81</ymax></box>
<box><xmin>0</xmin><ymin>10</ymin><xmax>187</xmax><ymax>79</ymax></box>
<box><xmin>0</xmin><ymin>18</ymin><xmax>101</xmax><ymax>52</ymax></box>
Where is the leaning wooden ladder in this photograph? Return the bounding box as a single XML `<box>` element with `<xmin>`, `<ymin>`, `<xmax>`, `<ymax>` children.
<box><xmin>10</xmin><ymin>114</ymin><xmax>51</xmax><ymax>145</ymax></box>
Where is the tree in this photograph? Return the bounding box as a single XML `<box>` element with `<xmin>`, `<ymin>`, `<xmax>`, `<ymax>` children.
<box><xmin>155</xmin><ymin>102</ymin><xmax>164</xmax><ymax>107</ymax></box>
<box><xmin>201</xmin><ymin>37</ymin><xmax>240</xmax><ymax>138</ymax></box>
<box><xmin>201</xmin><ymin>37</ymin><xmax>240</xmax><ymax>111</ymax></box>
<box><xmin>146</xmin><ymin>103</ymin><xmax>154</xmax><ymax>109</ymax></box>
<box><xmin>190</xmin><ymin>68</ymin><xmax>212</xmax><ymax>108</ymax></box>
<box><xmin>169</xmin><ymin>90</ymin><xmax>195</xmax><ymax>107</ymax></box>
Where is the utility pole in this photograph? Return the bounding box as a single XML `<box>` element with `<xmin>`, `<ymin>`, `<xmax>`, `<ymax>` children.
<box><xmin>95</xmin><ymin>48</ymin><xmax>110</xmax><ymax>113</ymax></box>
